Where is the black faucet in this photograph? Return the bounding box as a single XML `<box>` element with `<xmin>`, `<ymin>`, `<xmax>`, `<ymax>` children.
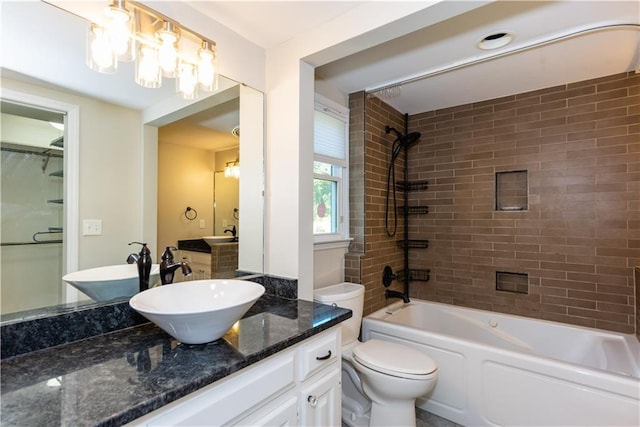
<box><xmin>224</xmin><ymin>225</ymin><xmax>238</xmax><ymax>242</ymax></box>
<box><xmin>128</xmin><ymin>242</ymin><xmax>152</xmax><ymax>292</ymax></box>
<box><xmin>160</xmin><ymin>246</ymin><xmax>192</xmax><ymax>285</ymax></box>
<box><xmin>385</xmin><ymin>289</ymin><xmax>410</xmax><ymax>304</ymax></box>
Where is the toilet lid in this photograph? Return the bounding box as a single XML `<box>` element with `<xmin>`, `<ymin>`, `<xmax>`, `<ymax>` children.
<box><xmin>353</xmin><ymin>339</ymin><xmax>436</xmax><ymax>377</ymax></box>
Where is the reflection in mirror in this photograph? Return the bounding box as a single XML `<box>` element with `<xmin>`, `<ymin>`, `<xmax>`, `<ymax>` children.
<box><xmin>0</xmin><ymin>1</ymin><xmax>264</xmax><ymax>322</ymax></box>
<box><xmin>1</xmin><ymin>103</ymin><xmax>65</xmax><ymax>314</ymax></box>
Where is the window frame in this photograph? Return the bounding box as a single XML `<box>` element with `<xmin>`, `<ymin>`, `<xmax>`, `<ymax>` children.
<box><xmin>313</xmin><ymin>95</ymin><xmax>349</xmax><ymax>244</ymax></box>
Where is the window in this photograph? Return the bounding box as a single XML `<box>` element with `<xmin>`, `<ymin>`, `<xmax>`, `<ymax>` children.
<box><xmin>313</xmin><ymin>96</ymin><xmax>348</xmax><ymax>242</ymax></box>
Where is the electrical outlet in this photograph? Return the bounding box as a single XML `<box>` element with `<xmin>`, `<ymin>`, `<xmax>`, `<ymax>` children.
<box><xmin>222</xmin><ymin>219</ymin><xmax>228</xmax><ymax>227</ymax></box>
<box><xmin>199</xmin><ymin>219</ymin><xmax>205</xmax><ymax>229</ymax></box>
<box><xmin>82</xmin><ymin>219</ymin><xmax>102</xmax><ymax>236</ymax></box>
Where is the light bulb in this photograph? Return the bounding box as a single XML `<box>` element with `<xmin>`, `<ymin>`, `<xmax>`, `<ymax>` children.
<box><xmin>157</xmin><ymin>22</ymin><xmax>179</xmax><ymax>77</ymax></box>
<box><xmin>176</xmin><ymin>62</ymin><xmax>198</xmax><ymax>99</ymax></box>
<box><xmin>104</xmin><ymin>1</ymin><xmax>134</xmax><ymax>61</ymax></box>
<box><xmin>197</xmin><ymin>41</ymin><xmax>218</xmax><ymax>92</ymax></box>
<box><xmin>87</xmin><ymin>24</ymin><xmax>117</xmax><ymax>73</ymax></box>
<box><xmin>135</xmin><ymin>44</ymin><xmax>161</xmax><ymax>88</ymax></box>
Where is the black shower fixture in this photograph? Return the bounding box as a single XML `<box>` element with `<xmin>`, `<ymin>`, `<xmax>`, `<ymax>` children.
<box><xmin>385</xmin><ymin>125</ymin><xmax>421</xmax><ymax>161</ymax></box>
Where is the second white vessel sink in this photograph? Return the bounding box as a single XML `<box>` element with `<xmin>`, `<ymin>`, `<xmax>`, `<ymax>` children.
<box><xmin>203</xmin><ymin>235</ymin><xmax>234</xmax><ymax>245</ymax></box>
<box><xmin>62</xmin><ymin>264</ymin><xmax>160</xmax><ymax>302</ymax></box>
<box><xmin>129</xmin><ymin>279</ymin><xmax>265</xmax><ymax>344</ymax></box>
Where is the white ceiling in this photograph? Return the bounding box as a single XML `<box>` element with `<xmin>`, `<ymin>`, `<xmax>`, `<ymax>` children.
<box><xmin>188</xmin><ymin>1</ymin><xmax>639</xmax><ymax>115</ymax></box>
<box><xmin>2</xmin><ymin>1</ymin><xmax>639</xmax><ymax>125</ymax></box>
<box><xmin>186</xmin><ymin>1</ymin><xmax>365</xmax><ymax>50</ymax></box>
<box><xmin>315</xmin><ymin>0</ymin><xmax>640</xmax><ymax>114</ymax></box>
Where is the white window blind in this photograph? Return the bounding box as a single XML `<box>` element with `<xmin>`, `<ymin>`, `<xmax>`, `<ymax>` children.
<box><xmin>314</xmin><ymin>108</ymin><xmax>347</xmax><ymax>165</ymax></box>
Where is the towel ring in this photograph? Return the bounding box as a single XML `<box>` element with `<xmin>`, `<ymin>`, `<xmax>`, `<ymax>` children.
<box><xmin>184</xmin><ymin>207</ymin><xmax>198</xmax><ymax>221</ymax></box>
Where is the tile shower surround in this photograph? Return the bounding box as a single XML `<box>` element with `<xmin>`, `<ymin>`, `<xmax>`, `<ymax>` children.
<box><xmin>348</xmin><ymin>72</ymin><xmax>639</xmax><ymax>335</ymax></box>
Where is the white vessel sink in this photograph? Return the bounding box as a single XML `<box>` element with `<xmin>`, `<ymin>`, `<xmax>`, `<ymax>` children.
<box><xmin>203</xmin><ymin>235</ymin><xmax>234</xmax><ymax>245</ymax></box>
<box><xmin>62</xmin><ymin>264</ymin><xmax>160</xmax><ymax>302</ymax></box>
<box><xmin>129</xmin><ymin>279</ymin><xmax>265</xmax><ymax>344</ymax></box>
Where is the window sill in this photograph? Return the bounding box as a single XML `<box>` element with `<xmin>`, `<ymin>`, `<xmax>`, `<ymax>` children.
<box><xmin>313</xmin><ymin>237</ymin><xmax>352</xmax><ymax>251</ymax></box>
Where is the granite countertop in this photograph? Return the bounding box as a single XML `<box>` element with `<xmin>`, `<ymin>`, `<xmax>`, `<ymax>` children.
<box><xmin>0</xmin><ymin>294</ymin><xmax>351</xmax><ymax>427</ymax></box>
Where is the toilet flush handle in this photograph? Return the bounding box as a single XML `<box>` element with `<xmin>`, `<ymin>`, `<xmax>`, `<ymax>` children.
<box><xmin>307</xmin><ymin>395</ymin><xmax>318</xmax><ymax>407</ymax></box>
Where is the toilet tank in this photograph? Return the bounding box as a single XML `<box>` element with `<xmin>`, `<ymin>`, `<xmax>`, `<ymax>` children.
<box><xmin>313</xmin><ymin>282</ymin><xmax>364</xmax><ymax>346</ymax></box>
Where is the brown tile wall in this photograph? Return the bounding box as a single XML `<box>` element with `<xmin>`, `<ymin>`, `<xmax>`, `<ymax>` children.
<box><xmin>400</xmin><ymin>71</ymin><xmax>640</xmax><ymax>333</ymax></box>
<box><xmin>211</xmin><ymin>243</ymin><xmax>238</xmax><ymax>279</ymax></box>
<box><xmin>347</xmin><ymin>91</ymin><xmax>407</xmax><ymax>315</ymax></box>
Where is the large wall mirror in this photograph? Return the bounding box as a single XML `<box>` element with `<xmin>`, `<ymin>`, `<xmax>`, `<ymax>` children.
<box><xmin>0</xmin><ymin>1</ymin><xmax>264</xmax><ymax>320</ymax></box>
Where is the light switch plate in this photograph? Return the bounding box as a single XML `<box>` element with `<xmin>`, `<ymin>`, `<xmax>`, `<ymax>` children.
<box><xmin>82</xmin><ymin>219</ymin><xmax>102</xmax><ymax>236</ymax></box>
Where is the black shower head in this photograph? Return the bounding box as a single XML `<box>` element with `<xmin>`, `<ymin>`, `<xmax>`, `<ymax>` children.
<box><xmin>399</xmin><ymin>132</ymin><xmax>421</xmax><ymax>149</ymax></box>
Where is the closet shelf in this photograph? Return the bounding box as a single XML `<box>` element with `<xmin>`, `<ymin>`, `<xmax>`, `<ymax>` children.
<box><xmin>50</xmin><ymin>136</ymin><xmax>64</xmax><ymax>148</ymax></box>
<box><xmin>399</xmin><ymin>205</ymin><xmax>429</xmax><ymax>215</ymax></box>
<box><xmin>396</xmin><ymin>180</ymin><xmax>429</xmax><ymax>191</ymax></box>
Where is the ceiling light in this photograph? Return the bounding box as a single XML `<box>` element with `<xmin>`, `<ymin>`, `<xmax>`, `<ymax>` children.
<box><xmin>86</xmin><ymin>1</ymin><xmax>219</xmax><ymax>99</ymax></box>
<box><xmin>477</xmin><ymin>32</ymin><xmax>513</xmax><ymax>50</ymax></box>
<box><xmin>197</xmin><ymin>40</ymin><xmax>218</xmax><ymax>92</ymax></box>
<box><xmin>224</xmin><ymin>158</ymin><xmax>240</xmax><ymax>179</ymax></box>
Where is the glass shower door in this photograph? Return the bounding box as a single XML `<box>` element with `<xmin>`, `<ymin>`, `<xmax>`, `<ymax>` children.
<box><xmin>1</xmin><ymin>108</ymin><xmax>65</xmax><ymax>315</ymax></box>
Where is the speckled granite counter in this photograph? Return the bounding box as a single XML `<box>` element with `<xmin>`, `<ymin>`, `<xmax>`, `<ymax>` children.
<box><xmin>0</xmin><ymin>294</ymin><xmax>351</xmax><ymax>427</ymax></box>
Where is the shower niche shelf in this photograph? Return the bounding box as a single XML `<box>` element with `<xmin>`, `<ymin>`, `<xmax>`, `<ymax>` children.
<box><xmin>398</xmin><ymin>239</ymin><xmax>429</xmax><ymax>249</ymax></box>
<box><xmin>397</xmin><ymin>268</ymin><xmax>431</xmax><ymax>282</ymax></box>
<box><xmin>396</xmin><ymin>180</ymin><xmax>429</xmax><ymax>191</ymax></box>
<box><xmin>399</xmin><ymin>205</ymin><xmax>429</xmax><ymax>215</ymax></box>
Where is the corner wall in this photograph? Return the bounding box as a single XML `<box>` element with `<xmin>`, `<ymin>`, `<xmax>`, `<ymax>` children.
<box><xmin>346</xmin><ymin>91</ymin><xmax>407</xmax><ymax>315</ymax></box>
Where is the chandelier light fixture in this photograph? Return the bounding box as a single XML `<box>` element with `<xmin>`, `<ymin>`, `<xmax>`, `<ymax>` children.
<box><xmin>86</xmin><ymin>0</ymin><xmax>218</xmax><ymax>99</ymax></box>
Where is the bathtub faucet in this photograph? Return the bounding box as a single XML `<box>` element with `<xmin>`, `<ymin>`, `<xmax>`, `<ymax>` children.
<box><xmin>385</xmin><ymin>289</ymin><xmax>410</xmax><ymax>304</ymax></box>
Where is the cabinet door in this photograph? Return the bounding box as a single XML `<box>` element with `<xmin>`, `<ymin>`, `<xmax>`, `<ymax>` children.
<box><xmin>235</xmin><ymin>396</ymin><xmax>298</xmax><ymax>426</ymax></box>
<box><xmin>299</xmin><ymin>368</ymin><xmax>341</xmax><ymax>427</ymax></box>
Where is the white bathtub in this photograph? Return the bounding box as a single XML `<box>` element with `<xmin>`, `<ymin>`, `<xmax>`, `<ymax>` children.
<box><xmin>362</xmin><ymin>300</ymin><xmax>640</xmax><ymax>427</ymax></box>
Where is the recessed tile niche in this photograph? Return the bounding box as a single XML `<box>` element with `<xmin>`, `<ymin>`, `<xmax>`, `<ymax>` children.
<box><xmin>496</xmin><ymin>271</ymin><xmax>529</xmax><ymax>294</ymax></box>
<box><xmin>495</xmin><ymin>170</ymin><xmax>528</xmax><ymax>211</ymax></box>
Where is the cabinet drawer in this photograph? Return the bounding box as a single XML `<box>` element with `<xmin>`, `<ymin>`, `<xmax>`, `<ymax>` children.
<box><xmin>142</xmin><ymin>352</ymin><xmax>295</xmax><ymax>426</ymax></box>
<box><xmin>298</xmin><ymin>329</ymin><xmax>339</xmax><ymax>381</ymax></box>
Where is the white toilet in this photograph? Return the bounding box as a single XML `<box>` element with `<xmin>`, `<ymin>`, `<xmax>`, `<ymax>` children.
<box><xmin>314</xmin><ymin>283</ymin><xmax>437</xmax><ymax>427</ymax></box>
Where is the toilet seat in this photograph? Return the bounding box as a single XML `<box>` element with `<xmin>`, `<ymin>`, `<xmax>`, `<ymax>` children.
<box><xmin>352</xmin><ymin>339</ymin><xmax>436</xmax><ymax>380</ymax></box>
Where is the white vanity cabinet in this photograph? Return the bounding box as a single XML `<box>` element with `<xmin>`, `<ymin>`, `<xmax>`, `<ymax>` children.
<box><xmin>178</xmin><ymin>250</ymin><xmax>211</xmax><ymax>281</ymax></box>
<box><xmin>127</xmin><ymin>326</ymin><xmax>341</xmax><ymax>426</ymax></box>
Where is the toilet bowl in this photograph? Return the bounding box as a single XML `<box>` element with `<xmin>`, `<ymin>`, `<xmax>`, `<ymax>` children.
<box><xmin>314</xmin><ymin>283</ymin><xmax>438</xmax><ymax>427</ymax></box>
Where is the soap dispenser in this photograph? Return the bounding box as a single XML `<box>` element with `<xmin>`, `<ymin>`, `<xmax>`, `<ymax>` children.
<box><xmin>129</xmin><ymin>242</ymin><xmax>152</xmax><ymax>292</ymax></box>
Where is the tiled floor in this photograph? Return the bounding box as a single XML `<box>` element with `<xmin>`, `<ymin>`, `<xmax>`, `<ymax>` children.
<box><xmin>416</xmin><ymin>408</ymin><xmax>462</xmax><ymax>427</ymax></box>
<box><xmin>342</xmin><ymin>408</ymin><xmax>461</xmax><ymax>427</ymax></box>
